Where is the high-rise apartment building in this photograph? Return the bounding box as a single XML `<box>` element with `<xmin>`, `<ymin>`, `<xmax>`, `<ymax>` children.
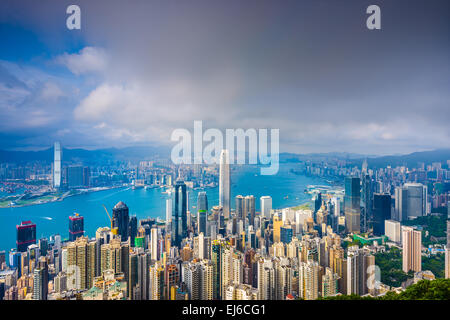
<box><xmin>298</xmin><ymin>260</ymin><xmax>319</xmax><ymax>300</ymax></box>
<box><xmin>385</xmin><ymin>219</ymin><xmax>401</xmax><ymax>243</ymax></box>
<box><xmin>402</xmin><ymin>226</ymin><xmax>422</xmax><ymax>273</ymax></box>
<box><xmin>32</xmin><ymin>256</ymin><xmax>48</xmax><ymax>300</ymax></box>
<box><xmin>322</xmin><ymin>267</ymin><xmax>339</xmax><ymax>298</ymax></box>
<box><xmin>346</xmin><ymin>247</ymin><xmax>374</xmax><ymax>296</ymax></box>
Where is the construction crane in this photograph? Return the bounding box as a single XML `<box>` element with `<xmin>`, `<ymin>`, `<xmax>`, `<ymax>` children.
<box><xmin>102</xmin><ymin>204</ymin><xmax>118</xmax><ymax>235</ymax></box>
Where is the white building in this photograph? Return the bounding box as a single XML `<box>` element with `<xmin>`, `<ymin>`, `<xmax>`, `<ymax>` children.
<box><xmin>260</xmin><ymin>196</ymin><xmax>272</xmax><ymax>219</ymax></box>
<box><xmin>298</xmin><ymin>260</ymin><xmax>319</xmax><ymax>300</ymax></box>
<box><xmin>219</xmin><ymin>150</ymin><xmax>231</xmax><ymax>218</ymax></box>
<box><xmin>385</xmin><ymin>219</ymin><xmax>401</xmax><ymax>243</ymax></box>
<box><xmin>151</xmin><ymin>227</ymin><xmax>158</xmax><ymax>261</ymax></box>
<box><xmin>53</xmin><ymin>142</ymin><xmax>61</xmax><ymax>189</ymax></box>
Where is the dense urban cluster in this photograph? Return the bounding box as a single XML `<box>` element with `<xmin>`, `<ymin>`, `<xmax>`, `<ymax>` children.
<box><xmin>0</xmin><ymin>146</ymin><xmax>449</xmax><ymax>301</ymax></box>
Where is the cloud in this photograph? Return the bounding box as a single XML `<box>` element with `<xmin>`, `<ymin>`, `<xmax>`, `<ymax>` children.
<box><xmin>0</xmin><ymin>0</ymin><xmax>449</xmax><ymax>154</ymax></box>
<box><xmin>40</xmin><ymin>82</ymin><xmax>64</xmax><ymax>100</ymax></box>
<box><xmin>0</xmin><ymin>60</ymin><xmax>83</xmax><ymax>148</ymax></box>
<box><xmin>56</xmin><ymin>47</ymin><xmax>108</xmax><ymax>75</ymax></box>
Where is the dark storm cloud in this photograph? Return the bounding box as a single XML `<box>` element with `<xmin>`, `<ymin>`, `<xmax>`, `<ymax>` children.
<box><xmin>0</xmin><ymin>0</ymin><xmax>449</xmax><ymax>154</ymax></box>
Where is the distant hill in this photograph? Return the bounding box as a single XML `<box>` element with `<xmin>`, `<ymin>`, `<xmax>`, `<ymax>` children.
<box><xmin>1</xmin><ymin>146</ymin><xmax>449</xmax><ymax>168</ymax></box>
<box><xmin>360</xmin><ymin>149</ymin><xmax>450</xmax><ymax>168</ymax></box>
<box><xmin>0</xmin><ymin>145</ymin><xmax>171</xmax><ymax>164</ymax></box>
<box><xmin>280</xmin><ymin>152</ymin><xmax>375</xmax><ymax>163</ymax></box>
<box><xmin>280</xmin><ymin>149</ymin><xmax>450</xmax><ymax>168</ymax></box>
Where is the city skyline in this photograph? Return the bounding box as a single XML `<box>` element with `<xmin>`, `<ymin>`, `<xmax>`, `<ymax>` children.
<box><xmin>0</xmin><ymin>0</ymin><xmax>449</xmax><ymax>305</ymax></box>
<box><xmin>1</xmin><ymin>144</ymin><xmax>450</xmax><ymax>301</ymax></box>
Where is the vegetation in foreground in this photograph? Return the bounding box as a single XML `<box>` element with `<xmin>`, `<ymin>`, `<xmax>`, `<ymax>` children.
<box><xmin>319</xmin><ymin>279</ymin><xmax>450</xmax><ymax>300</ymax></box>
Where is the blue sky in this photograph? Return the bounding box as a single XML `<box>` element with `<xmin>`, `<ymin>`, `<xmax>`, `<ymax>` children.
<box><xmin>0</xmin><ymin>0</ymin><xmax>449</xmax><ymax>154</ymax></box>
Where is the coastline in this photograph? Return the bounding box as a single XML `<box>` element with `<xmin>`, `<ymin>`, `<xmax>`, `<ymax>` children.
<box><xmin>0</xmin><ymin>185</ymin><xmax>124</xmax><ymax>209</ymax></box>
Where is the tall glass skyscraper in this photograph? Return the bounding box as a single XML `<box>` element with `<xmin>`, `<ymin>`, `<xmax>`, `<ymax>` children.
<box><xmin>173</xmin><ymin>180</ymin><xmax>187</xmax><ymax>247</ymax></box>
<box><xmin>197</xmin><ymin>192</ymin><xmax>208</xmax><ymax>235</ymax></box>
<box><xmin>361</xmin><ymin>174</ymin><xmax>374</xmax><ymax>233</ymax></box>
<box><xmin>197</xmin><ymin>191</ymin><xmax>208</xmax><ymax>212</ymax></box>
<box><xmin>344</xmin><ymin>176</ymin><xmax>361</xmax><ymax>233</ymax></box>
<box><xmin>129</xmin><ymin>216</ymin><xmax>138</xmax><ymax>247</ymax></box>
<box><xmin>372</xmin><ymin>193</ymin><xmax>391</xmax><ymax>236</ymax></box>
<box><xmin>53</xmin><ymin>142</ymin><xmax>61</xmax><ymax>189</ymax></box>
<box><xmin>16</xmin><ymin>221</ymin><xmax>36</xmax><ymax>252</ymax></box>
<box><xmin>68</xmin><ymin>213</ymin><xmax>84</xmax><ymax>241</ymax></box>
<box><xmin>395</xmin><ymin>183</ymin><xmax>428</xmax><ymax>221</ymax></box>
<box><xmin>112</xmin><ymin>201</ymin><xmax>129</xmax><ymax>242</ymax></box>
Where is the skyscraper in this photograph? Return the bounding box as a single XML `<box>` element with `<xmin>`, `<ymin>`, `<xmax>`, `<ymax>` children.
<box><xmin>322</xmin><ymin>267</ymin><xmax>339</xmax><ymax>298</ymax></box>
<box><xmin>151</xmin><ymin>227</ymin><xmax>158</xmax><ymax>261</ymax></box>
<box><xmin>197</xmin><ymin>191</ymin><xmax>208</xmax><ymax>212</ymax></box>
<box><xmin>173</xmin><ymin>180</ymin><xmax>187</xmax><ymax>247</ymax></box>
<box><xmin>314</xmin><ymin>192</ymin><xmax>322</xmax><ymax>213</ymax></box>
<box><xmin>182</xmin><ymin>262</ymin><xmax>201</xmax><ymax>300</ymax></box>
<box><xmin>197</xmin><ymin>192</ymin><xmax>208</xmax><ymax>235</ymax></box>
<box><xmin>69</xmin><ymin>213</ymin><xmax>84</xmax><ymax>241</ymax></box>
<box><xmin>33</xmin><ymin>256</ymin><xmax>48</xmax><ymax>300</ymax></box>
<box><xmin>112</xmin><ymin>201</ymin><xmax>129</xmax><ymax>242</ymax></box>
<box><xmin>66</xmin><ymin>236</ymin><xmax>92</xmax><ymax>291</ymax></box>
<box><xmin>128</xmin><ymin>252</ymin><xmax>138</xmax><ymax>299</ymax></box>
<box><xmin>280</xmin><ymin>226</ymin><xmax>293</xmax><ymax>244</ymax></box>
<box><xmin>346</xmin><ymin>247</ymin><xmax>374</xmax><ymax>296</ymax></box>
<box><xmin>402</xmin><ymin>226</ymin><xmax>422</xmax><ymax>273</ymax></box>
<box><xmin>137</xmin><ymin>252</ymin><xmax>150</xmax><ymax>300</ymax></box>
<box><xmin>16</xmin><ymin>221</ymin><xmax>36</xmax><ymax>252</ymax></box>
<box><xmin>260</xmin><ymin>196</ymin><xmax>272</xmax><ymax>220</ymax></box>
<box><xmin>344</xmin><ymin>176</ymin><xmax>361</xmax><ymax>233</ymax></box>
<box><xmin>372</xmin><ymin>194</ymin><xmax>391</xmax><ymax>236</ymax></box>
<box><xmin>361</xmin><ymin>174</ymin><xmax>374</xmax><ymax>233</ymax></box>
<box><xmin>298</xmin><ymin>260</ymin><xmax>319</xmax><ymax>300</ymax></box>
<box><xmin>200</xmin><ymin>260</ymin><xmax>213</xmax><ymax>300</ymax></box>
<box><xmin>166</xmin><ymin>191</ymin><xmax>172</xmax><ymax>228</ymax></box>
<box><xmin>53</xmin><ymin>142</ymin><xmax>61</xmax><ymax>189</ymax></box>
<box><xmin>219</xmin><ymin>149</ymin><xmax>231</xmax><ymax>219</ymax></box>
<box><xmin>273</xmin><ymin>214</ymin><xmax>283</xmax><ymax>243</ymax></box>
<box><xmin>129</xmin><ymin>216</ymin><xmax>138</xmax><ymax>247</ymax></box>
<box><xmin>212</xmin><ymin>240</ymin><xmax>226</xmax><ymax>299</ymax></box>
<box><xmin>244</xmin><ymin>195</ymin><xmax>255</xmax><ymax>224</ymax></box>
<box><xmin>395</xmin><ymin>183</ymin><xmax>428</xmax><ymax>221</ymax></box>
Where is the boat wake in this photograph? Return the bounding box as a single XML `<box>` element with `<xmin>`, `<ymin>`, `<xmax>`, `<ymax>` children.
<box><xmin>87</xmin><ymin>187</ymin><xmax>130</xmax><ymax>201</ymax></box>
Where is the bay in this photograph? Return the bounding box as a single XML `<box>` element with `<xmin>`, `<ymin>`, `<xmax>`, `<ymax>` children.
<box><xmin>0</xmin><ymin>163</ymin><xmax>328</xmax><ymax>252</ymax></box>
